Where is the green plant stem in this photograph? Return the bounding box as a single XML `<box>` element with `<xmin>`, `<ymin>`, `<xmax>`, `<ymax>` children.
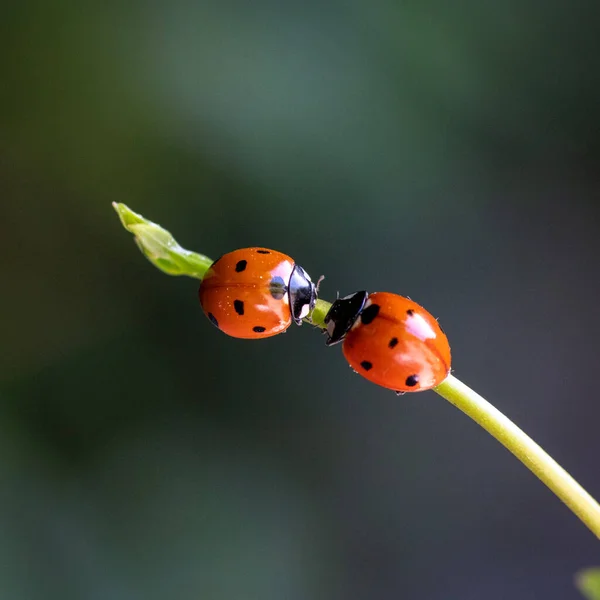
<box><xmin>435</xmin><ymin>375</ymin><xmax>600</xmax><ymax>539</ymax></box>
<box><xmin>310</xmin><ymin>299</ymin><xmax>332</xmax><ymax>328</ymax></box>
<box><xmin>113</xmin><ymin>202</ymin><xmax>600</xmax><ymax>539</ymax></box>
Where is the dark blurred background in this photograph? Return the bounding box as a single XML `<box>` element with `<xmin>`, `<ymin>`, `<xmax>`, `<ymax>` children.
<box><xmin>2</xmin><ymin>1</ymin><xmax>600</xmax><ymax>598</ymax></box>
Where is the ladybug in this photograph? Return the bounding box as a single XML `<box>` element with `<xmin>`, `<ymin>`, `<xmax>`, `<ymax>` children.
<box><xmin>199</xmin><ymin>247</ymin><xmax>318</xmax><ymax>339</ymax></box>
<box><xmin>324</xmin><ymin>291</ymin><xmax>451</xmax><ymax>392</ymax></box>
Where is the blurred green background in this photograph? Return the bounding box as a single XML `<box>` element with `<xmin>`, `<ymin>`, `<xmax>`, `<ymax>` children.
<box><xmin>2</xmin><ymin>1</ymin><xmax>600</xmax><ymax>598</ymax></box>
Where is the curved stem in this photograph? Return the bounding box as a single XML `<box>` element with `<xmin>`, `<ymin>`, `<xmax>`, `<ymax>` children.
<box><xmin>435</xmin><ymin>374</ymin><xmax>600</xmax><ymax>538</ymax></box>
<box><xmin>310</xmin><ymin>298</ymin><xmax>332</xmax><ymax>328</ymax></box>
<box><xmin>114</xmin><ymin>202</ymin><xmax>600</xmax><ymax>539</ymax></box>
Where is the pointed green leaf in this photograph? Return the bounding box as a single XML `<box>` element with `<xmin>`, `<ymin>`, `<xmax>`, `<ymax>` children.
<box><xmin>112</xmin><ymin>203</ymin><xmax>213</xmax><ymax>279</ymax></box>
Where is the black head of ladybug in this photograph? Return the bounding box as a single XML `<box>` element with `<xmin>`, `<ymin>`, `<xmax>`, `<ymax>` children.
<box><xmin>288</xmin><ymin>265</ymin><xmax>318</xmax><ymax>325</ymax></box>
<box><xmin>324</xmin><ymin>290</ymin><xmax>369</xmax><ymax>346</ymax></box>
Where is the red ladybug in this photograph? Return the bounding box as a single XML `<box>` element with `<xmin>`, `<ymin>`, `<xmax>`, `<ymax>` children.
<box><xmin>324</xmin><ymin>291</ymin><xmax>451</xmax><ymax>392</ymax></box>
<box><xmin>199</xmin><ymin>248</ymin><xmax>317</xmax><ymax>339</ymax></box>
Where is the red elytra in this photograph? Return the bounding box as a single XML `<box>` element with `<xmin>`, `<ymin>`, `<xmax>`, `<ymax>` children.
<box><xmin>324</xmin><ymin>291</ymin><xmax>451</xmax><ymax>392</ymax></box>
<box><xmin>199</xmin><ymin>247</ymin><xmax>317</xmax><ymax>339</ymax></box>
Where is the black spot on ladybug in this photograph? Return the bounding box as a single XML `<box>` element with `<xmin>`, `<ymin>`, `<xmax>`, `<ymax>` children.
<box><xmin>388</xmin><ymin>337</ymin><xmax>399</xmax><ymax>349</ymax></box>
<box><xmin>256</xmin><ymin>249</ymin><xmax>270</xmax><ymax>254</ymax></box>
<box><xmin>406</xmin><ymin>309</ymin><xmax>414</xmax><ymax>316</ymax></box>
<box><xmin>360</xmin><ymin>304</ymin><xmax>380</xmax><ymax>325</ymax></box>
<box><xmin>234</xmin><ymin>300</ymin><xmax>244</xmax><ymax>315</ymax></box>
<box><xmin>405</xmin><ymin>374</ymin><xmax>419</xmax><ymax>387</ymax></box>
<box><xmin>208</xmin><ymin>313</ymin><xmax>219</xmax><ymax>328</ymax></box>
<box><xmin>253</xmin><ymin>326</ymin><xmax>266</xmax><ymax>333</ymax></box>
<box><xmin>235</xmin><ymin>260</ymin><xmax>247</xmax><ymax>272</ymax></box>
<box><xmin>269</xmin><ymin>276</ymin><xmax>287</xmax><ymax>300</ymax></box>
<box><xmin>360</xmin><ymin>360</ymin><xmax>373</xmax><ymax>371</ymax></box>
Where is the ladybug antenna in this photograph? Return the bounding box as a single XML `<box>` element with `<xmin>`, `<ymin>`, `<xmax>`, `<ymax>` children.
<box><xmin>315</xmin><ymin>274</ymin><xmax>325</xmax><ymax>294</ymax></box>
